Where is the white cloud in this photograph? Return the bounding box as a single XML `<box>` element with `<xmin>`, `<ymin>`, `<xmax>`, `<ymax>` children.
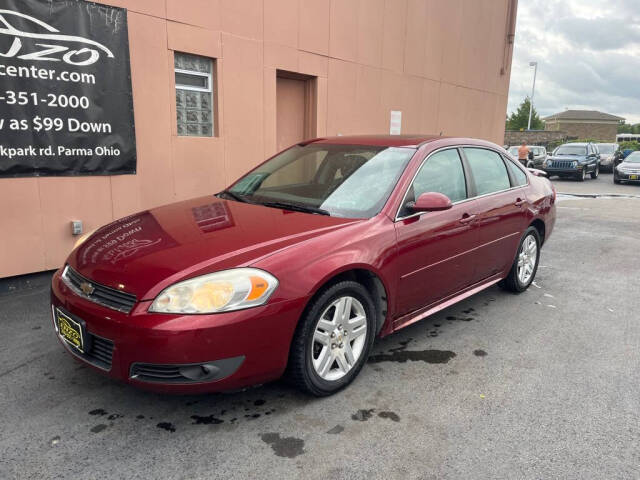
<box><xmin>507</xmin><ymin>0</ymin><xmax>640</xmax><ymax>124</ymax></box>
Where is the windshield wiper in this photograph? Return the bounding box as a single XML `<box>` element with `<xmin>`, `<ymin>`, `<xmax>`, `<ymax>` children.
<box><xmin>218</xmin><ymin>190</ymin><xmax>251</xmax><ymax>203</ymax></box>
<box><xmin>259</xmin><ymin>201</ymin><xmax>330</xmax><ymax>216</ymax></box>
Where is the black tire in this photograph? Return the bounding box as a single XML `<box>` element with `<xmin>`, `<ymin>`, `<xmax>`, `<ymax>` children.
<box><xmin>577</xmin><ymin>168</ymin><xmax>586</xmax><ymax>181</ymax></box>
<box><xmin>591</xmin><ymin>165</ymin><xmax>599</xmax><ymax>179</ymax></box>
<box><xmin>286</xmin><ymin>280</ymin><xmax>376</xmax><ymax>396</ymax></box>
<box><xmin>501</xmin><ymin>227</ymin><xmax>541</xmax><ymax>293</ymax></box>
<box><xmin>614</xmin><ymin>176</ymin><xmax>621</xmax><ymax>184</ymax></box>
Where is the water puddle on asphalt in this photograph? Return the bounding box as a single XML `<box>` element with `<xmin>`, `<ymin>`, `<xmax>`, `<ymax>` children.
<box><xmin>260</xmin><ymin>433</ymin><xmax>305</xmax><ymax>458</ymax></box>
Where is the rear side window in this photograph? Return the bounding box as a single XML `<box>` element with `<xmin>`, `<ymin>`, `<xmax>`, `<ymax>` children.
<box><xmin>412</xmin><ymin>149</ymin><xmax>467</xmax><ymax>203</ymax></box>
<box><xmin>505</xmin><ymin>159</ymin><xmax>527</xmax><ymax>186</ymax></box>
<box><xmin>464</xmin><ymin>148</ymin><xmax>511</xmax><ymax>195</ymax></box>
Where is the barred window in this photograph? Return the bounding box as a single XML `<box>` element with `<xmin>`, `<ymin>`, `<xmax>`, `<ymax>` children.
<box><xmin>174</xmin><ymin>52</ymin><xmax>214</xmax><ymax>137</ymax></box>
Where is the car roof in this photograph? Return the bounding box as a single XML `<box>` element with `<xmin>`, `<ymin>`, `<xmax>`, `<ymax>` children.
<box><xmin>560</xmin><ymin>142</ymin><xmax>589</xmax><ymax>146</ymax></box>
<box><xmin>303</xmin><ymin>135</ymin><xmax>496</xmax><ymax>149</ymax></box>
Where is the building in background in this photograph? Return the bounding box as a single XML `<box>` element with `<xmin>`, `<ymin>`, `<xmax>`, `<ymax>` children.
<box><xmin>543</xmin><ymin>110</ymin><xmax>624</xmax><ymax>142</ymax></box>
<box><xmin>1</xmin><ymin>0</ymin><xmax>518</xmax><ymax>278</ymax></box>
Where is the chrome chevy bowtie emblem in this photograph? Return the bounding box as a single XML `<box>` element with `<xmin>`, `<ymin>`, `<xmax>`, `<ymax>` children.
<box><xmin>80</xmin><ymin>282</ymin><xmax>95</xmax><ymax>295</ymax></box>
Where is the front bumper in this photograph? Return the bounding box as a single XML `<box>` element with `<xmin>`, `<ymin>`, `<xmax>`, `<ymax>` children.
<box><xmin>614</xmin><ymin>171</ymin><xmax>640</xmax><ymax>182</ymax></box>
<box><xmin>543</xmin><ymin>167</ymin><xmax>579</xmax><ymax>176</ymax></box>
<box><xmin>600</xmin><ymin>158</ymin><xmax>613</xmax><ymax>167</ymax></box>
<box><xmin>50</xmin><ymin>269</ymin><xmax>308</xmax><ymax>394</ymax></box>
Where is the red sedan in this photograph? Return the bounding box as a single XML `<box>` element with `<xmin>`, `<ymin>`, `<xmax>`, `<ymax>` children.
<box><xmin>51</xmin><ymin>135</ymin><xmax>556</xmax><ymax>396</ymax></box>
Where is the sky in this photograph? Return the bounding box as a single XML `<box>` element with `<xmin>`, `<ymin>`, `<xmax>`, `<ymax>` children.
<box><xmin>507</xmin><ymin>0</ymin><xmax>640</xmax><ymax>124</ymax></box>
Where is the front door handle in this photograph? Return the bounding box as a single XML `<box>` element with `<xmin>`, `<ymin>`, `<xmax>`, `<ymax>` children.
<box><xmin>515</xmin><ymin>198</ymin><xmax>525</xmax><ymax>207</ymax></box>
<box><xmin>459</xmin><ymin>213</ymin><xmax>476</xmax><ymax>224</ymax></box>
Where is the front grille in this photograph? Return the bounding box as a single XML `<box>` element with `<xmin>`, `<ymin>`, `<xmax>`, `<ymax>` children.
<box><xmin>63</xmin><ymin>266</ymin><xmax>137</xmax><ymax>313</ymax></box>
<box><xmin>550</xmin><ymin>160</ymin><xmax>575</xmax><ymax>169</ymax></box>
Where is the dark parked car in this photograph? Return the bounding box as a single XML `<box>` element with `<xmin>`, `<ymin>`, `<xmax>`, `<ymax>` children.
<box><xmin>544</xmin><ymin>142</ymin><xmax>600</xmax><ymax>181</ymax></box>
<box><xmin>51</xmin><ymin>136</ymin><xmax>556</xmax><ymax>396</ymax></box>
<box><xmin>595</xmin><ymin>143</ymin><xmax>619</xmax><ymax>172</ymax></box>
<box><xmin>614</xmin><ymin>151</ymin><xmax>640</xmax><ymax>184</ymax></box>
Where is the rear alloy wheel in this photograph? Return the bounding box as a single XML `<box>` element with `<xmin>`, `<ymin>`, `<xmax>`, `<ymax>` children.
<box><xmin>287</xmin><ymin>281</ymin><xmax>376</xmax><ymax>396</ymax></box>
<box><xmin>501</xmin><ymin>227</ymin><xmax>541</xmax><ymax>293</ymax></box>
<box><xmin>591</xmin><ymin>164</ymin><xmax>599</xmax><ymax>179</ymax></box>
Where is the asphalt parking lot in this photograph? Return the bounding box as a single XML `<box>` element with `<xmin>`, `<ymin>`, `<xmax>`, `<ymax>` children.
<box><xmin>1</xmin><ymin>172</ymin><xmax>639</xmax><ymax>480</ymax></box>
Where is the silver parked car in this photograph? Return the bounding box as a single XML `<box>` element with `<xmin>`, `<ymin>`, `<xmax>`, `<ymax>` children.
<box><xmin>595</xmin><ymin>143</ymin><xmax>619</xmax><ymax>172</ymax></box>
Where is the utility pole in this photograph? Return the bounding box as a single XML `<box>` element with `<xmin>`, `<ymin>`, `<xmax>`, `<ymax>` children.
<box><xmin>527</xmin><ymin>61</ymin><xmax>538</xmax><ymax>130</ymax></box>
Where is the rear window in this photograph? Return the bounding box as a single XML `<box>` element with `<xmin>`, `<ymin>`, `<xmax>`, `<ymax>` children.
<box><xmin>597</xmin><ymin>144</ymin><xmax>615</xmax><ymax>154</ymax></box>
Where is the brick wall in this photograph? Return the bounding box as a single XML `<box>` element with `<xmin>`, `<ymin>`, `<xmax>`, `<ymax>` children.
<box><xmin>545</xmin><ymin>122</ymin><xmax>617</xmax><ymax>142</ymax></box>
<box><xmin>504</xmin><ymin>130</ymin><xmax>568</xmax><ymax>147</ymax></box>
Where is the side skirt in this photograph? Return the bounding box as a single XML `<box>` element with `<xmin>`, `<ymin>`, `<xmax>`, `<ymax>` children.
<box><xmin>391</xmin><ymin>273</ymin><xmax>504</xmax><ymax>332</ymax></box>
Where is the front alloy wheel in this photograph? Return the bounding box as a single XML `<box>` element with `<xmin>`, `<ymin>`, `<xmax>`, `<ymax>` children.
<box><xmin>287</xmin><ymin>280</ymin><xmax>376</xmax><ymax>396</ymax></box>
<box><xmin>311</xmin><ymin>296</ymin><xmax>367</xmax><ymax>381</ymax></box>
<box><xmin>591</xmin><ymin>164</ymin><xmax>599</xmax><ymax>179</ymax></box>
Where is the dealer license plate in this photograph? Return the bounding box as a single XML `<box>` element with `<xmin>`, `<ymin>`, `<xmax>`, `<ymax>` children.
<box><xmin>630</xmin><ymin>175</ymin><xmax>638</xmax><ymax>180</ymax></box>
<box><xmin>55</xmin><ymin>308</ymin><xmax>84</xmax><ymax>353</ymax></box>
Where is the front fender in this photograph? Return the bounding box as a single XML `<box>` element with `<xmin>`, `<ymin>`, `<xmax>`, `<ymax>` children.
<box><xmin>252</xmin><ymin>217</ymin><xmax>399</xmax><ymax>333</ymax></box>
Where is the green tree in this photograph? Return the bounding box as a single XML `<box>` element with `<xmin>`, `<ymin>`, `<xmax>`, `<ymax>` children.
<box><xmin>618</xmin><ymin>122</ymin><xmax>640</xmax><ymax>134</ymax></box>
<box><xmin>505</xmin><ymin>97</ymin><xmax>544</xmax><ymax>131</ymax></box>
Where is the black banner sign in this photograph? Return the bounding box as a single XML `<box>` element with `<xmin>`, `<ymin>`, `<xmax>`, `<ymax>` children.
<box><xmin>0</xmin><ymin>0</ymin><xmax>136</xmax><ymax>177</ymax></box>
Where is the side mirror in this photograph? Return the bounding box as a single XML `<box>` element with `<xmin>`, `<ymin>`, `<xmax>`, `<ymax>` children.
<box><xmin>410</xmin><ymin>192</ymin><xmax>453</xmax><ymax>212</ymax></box>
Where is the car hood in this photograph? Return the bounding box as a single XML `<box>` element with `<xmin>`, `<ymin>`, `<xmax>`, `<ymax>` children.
<box><xmin>619</xmin><ymin>161</ymin><xmax>640</xmax><ymax>168</ymax></box>
<box><xmin>550</xmin><ymin>155</ymin><xmax>586</xmax><ymax>162</ymax></box>
<box><xmin>69</xmin><ymin>196</ymin><xmax>360</xmax><ymax>299</ymax></box>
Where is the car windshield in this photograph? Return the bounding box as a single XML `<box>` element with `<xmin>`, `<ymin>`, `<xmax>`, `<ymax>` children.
<box><xmin>624</xmin><ymin>152</ymin><xmax>640</xmax><ymax>163</ymax></box>
<box><xmin>226</xmin><ymin>144</ymin><xmax>415</xmax><ymax>218</ymax></box>
<box><xmin>555</xmin><ymin>145</ymin><xmax>587</xmax><ymax>156</ymax></box>
<box><xmin>597</xmin><ymin>144</ymin><xmax>615</xmax><ymax>154</ymax></box>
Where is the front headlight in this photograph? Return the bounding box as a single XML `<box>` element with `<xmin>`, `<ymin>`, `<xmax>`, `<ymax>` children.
<box><xmin>572</xmin><ymin>161</ymin><xmax>578</xmax><ymax>168</ymax></box>
<box><xmin>149</xmin><ymin>268</ymin><xmax>278</xmax><ymax>314</ymax></box>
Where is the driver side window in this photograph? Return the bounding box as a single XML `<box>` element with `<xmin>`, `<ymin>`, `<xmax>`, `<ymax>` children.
<box><xmin>402</xmin><ymin>149</ymin><xmax>467</xmax><ymax>216</ymax></box>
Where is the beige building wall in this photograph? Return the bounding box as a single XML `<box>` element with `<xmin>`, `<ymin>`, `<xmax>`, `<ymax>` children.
<box><xmin>0</xmin><ymin>0</ymin><xmax>517</xmax><ymax>278</ymax></box>
<box><xmin>545</xmin><ymin>120</ymin><xmax>618</xmax><ymax>142</ymax></box>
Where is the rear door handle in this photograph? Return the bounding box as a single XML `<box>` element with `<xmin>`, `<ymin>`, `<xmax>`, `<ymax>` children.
<box><xmin>459</xmin><ymin>213</ymin><xmax>476</xmax><ymax>224</ymax></box>
<box><xmin>515</xmin><ymin>198</ymin><xmax>525</xmax><ymax>207</ymax></box>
